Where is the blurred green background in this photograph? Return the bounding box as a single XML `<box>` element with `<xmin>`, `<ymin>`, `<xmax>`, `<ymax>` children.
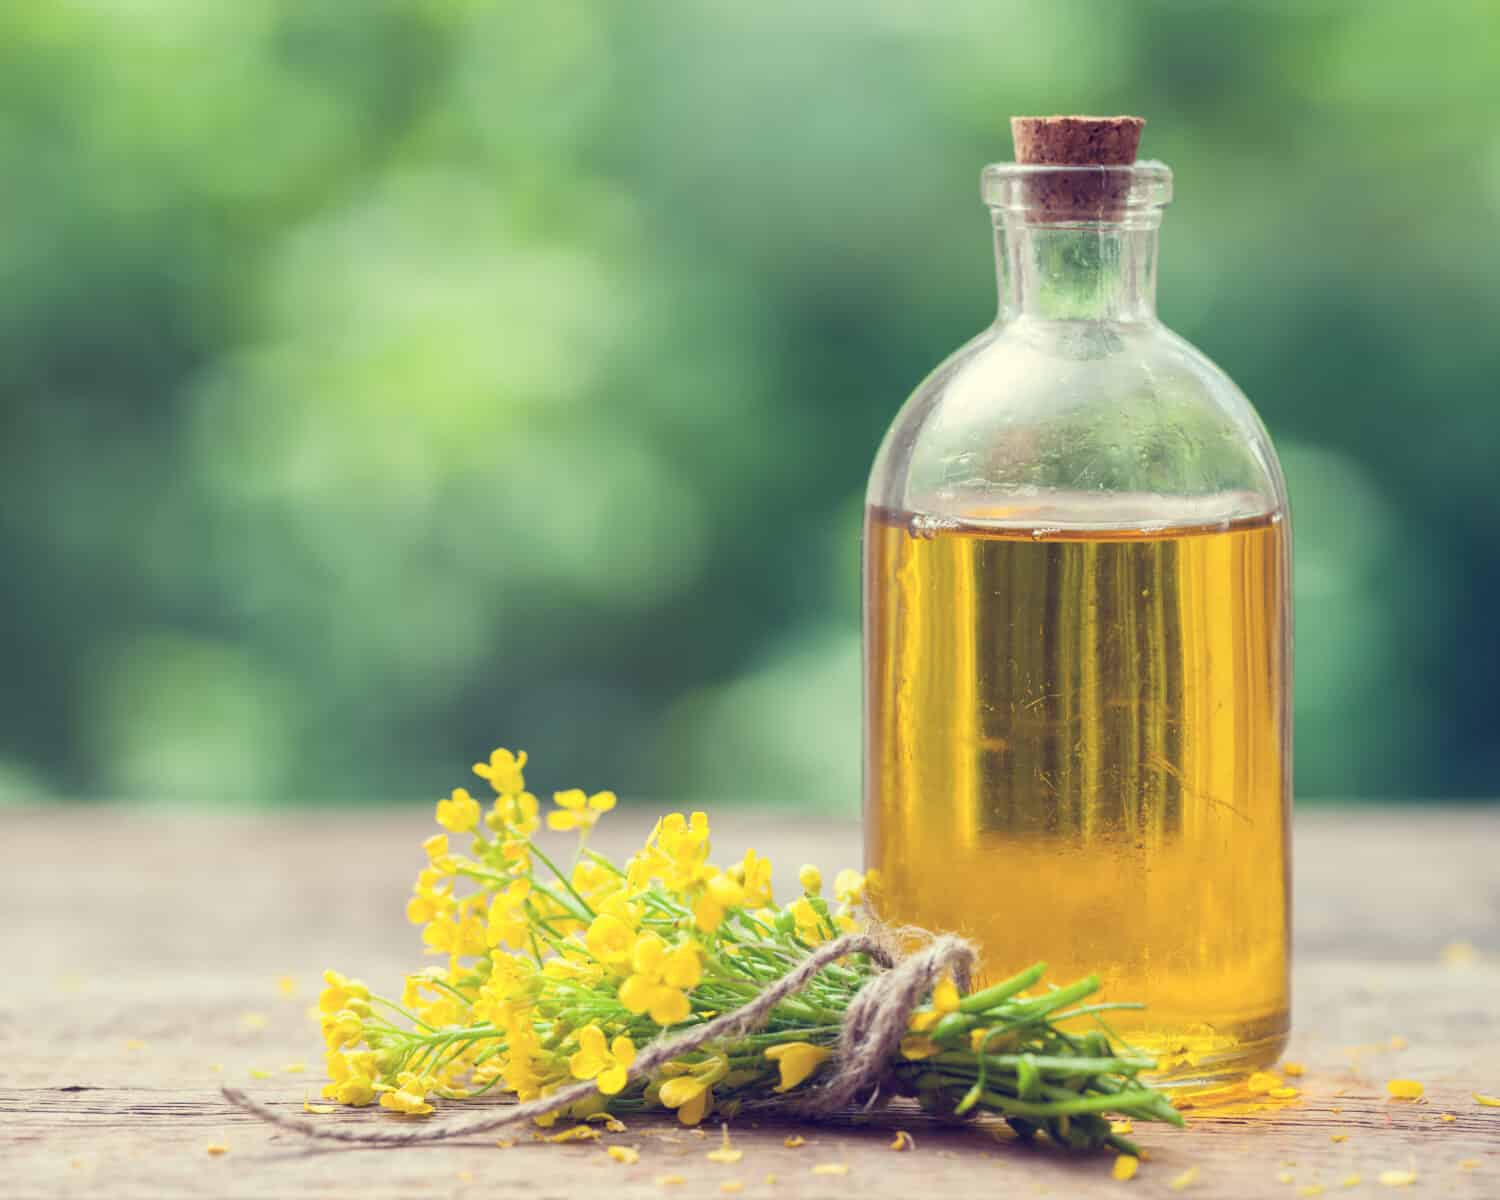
<box><xmin>2</xmin><ymin>0</ymin><xmax>1496</xmax><ymax>809</ymax></box>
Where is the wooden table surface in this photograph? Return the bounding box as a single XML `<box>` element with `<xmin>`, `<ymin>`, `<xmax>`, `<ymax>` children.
<box><xmin>4</xmin><ymin>805</ymin><xmax>1499</xmax><ymax>1199</ymax></box>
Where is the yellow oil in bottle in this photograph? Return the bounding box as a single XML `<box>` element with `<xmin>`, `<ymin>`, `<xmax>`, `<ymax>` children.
<box><xmin>864</xmin><ymin>500</ymin><xmax>1290</xmax><ymax>1085</ymax></box>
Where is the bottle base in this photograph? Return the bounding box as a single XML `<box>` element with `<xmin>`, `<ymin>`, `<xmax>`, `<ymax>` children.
<box><xmin>1130</xmin><ymin>1020</ymin><xmax>1290</xmax><ymax>1094</ymax></box>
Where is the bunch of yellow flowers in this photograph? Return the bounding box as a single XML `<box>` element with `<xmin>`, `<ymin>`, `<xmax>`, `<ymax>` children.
<box><xmin>317</xmin><ymin>748</ymin><xmax>1182</xmax><ymax>1153</ymax></box>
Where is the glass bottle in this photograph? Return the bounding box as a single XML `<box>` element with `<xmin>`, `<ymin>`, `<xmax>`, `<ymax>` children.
<box><xmin>863</xmin><ymin>141</ymin><xmax>1291</xmax><ymax>1087</ymax></box>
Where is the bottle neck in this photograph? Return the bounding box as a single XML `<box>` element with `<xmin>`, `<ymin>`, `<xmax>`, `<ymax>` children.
<box><xmin>992</xmin><ymin>219</ymin><xmax>1160</xmax><ymax>324</ymax></box>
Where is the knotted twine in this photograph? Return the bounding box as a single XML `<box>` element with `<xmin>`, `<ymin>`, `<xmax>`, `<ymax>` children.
<box><xmin>222</xmin><ymin>929</ymin><xmax>975</xmax><ymax>1146</ymax></box>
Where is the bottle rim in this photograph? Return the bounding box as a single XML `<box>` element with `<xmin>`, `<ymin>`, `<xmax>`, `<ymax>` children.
<box><xmin>982</xmin><ymin>160</ymin><xmax>1173</xmax><ymax>219</ymax></box>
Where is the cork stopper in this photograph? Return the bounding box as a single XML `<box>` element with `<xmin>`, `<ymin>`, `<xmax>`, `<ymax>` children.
<box><xmin>1010</xmin><ymin>115</ymin><xmax>1144</xmax><ymax>166</ymax></box>
<box><xmin>1008</xmin><ymin>115</ymin><xmax>1146</xmax><ymax>220</ymax></box>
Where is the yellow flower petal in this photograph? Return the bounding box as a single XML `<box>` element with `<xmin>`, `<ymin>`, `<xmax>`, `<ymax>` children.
<box><xmin>765</xmin><ymin>1043</ymin><xmax>832</xmax><ymax>1093</ymax></box>
<box><xmin>932</xmin><ymin>976</ymin><xmax>960</xmax><ymax>1014</ymax></box>
<box><xmin>1168</xmin><ymin>1166</ymin><xmax>1199</xmax><ymax>1191</ymax></box>
<box><xmin>1377</xmin><ymin>1168</ymin><xmax>1416</xmax><ymax>1187</ymax></box>
<box><xmin>1474</xmin><ymin>1093</ymin><xmax>1500</xmax><ymax>1107</ymax></box>
<box><xmin>812</xmin><ymin>1163</ymin><xmax>850</xmax><ymax>1176</ymax></box>
<box><xmin>607</xmin><ymin>1145</ymin><xmax>640</xmax><ymax>1165</ymax></box>
<box><xmin>1386</xmin><ymin>1079</ymin><xmax>1423</xmax><ymax>1100</ymax></box>
<box><xmin>1113</xmin><ymin>1154</ymin><xmax>1139</xmax><ymax>1181</ymax></box>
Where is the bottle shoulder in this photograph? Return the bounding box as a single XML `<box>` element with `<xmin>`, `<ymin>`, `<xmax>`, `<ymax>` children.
<box><xmin>867</xmin><ymin>319</ymin><xmax>1286</xmax><ymax>525</ymax></box>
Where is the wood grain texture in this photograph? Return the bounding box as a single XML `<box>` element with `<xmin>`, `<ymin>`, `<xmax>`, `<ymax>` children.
<box><xmin>3</xmin><ymin>805</ymin><xmax>1498</xmax><ymax>1199</ymax></box>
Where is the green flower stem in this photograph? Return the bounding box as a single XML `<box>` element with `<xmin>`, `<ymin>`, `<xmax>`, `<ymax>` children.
<box><xmin>958</xmin><ymin>962</ymin><xmax>1048</xmax><ymax>1013</ymax></box>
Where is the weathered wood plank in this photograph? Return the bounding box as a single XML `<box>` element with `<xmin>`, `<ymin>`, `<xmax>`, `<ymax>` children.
<box><xmin>3</xmin><ymin>807</ymin><xmax>1498</xmax><ymax>1198</ymax></box>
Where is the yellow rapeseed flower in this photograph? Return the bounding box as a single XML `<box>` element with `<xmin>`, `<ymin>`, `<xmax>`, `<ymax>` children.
<box><xmin>569</xmin><ymin>1025</ymin><xmax>636</xmax><ymax>1096</ymax></box>
<box><xmin>833</xmin><ymin>869</ymin><xmax>866</xmax><ymax>906</ymax></box>
<box><xmin>435</xmin><ymin>787</ymin><xmax>481</xmax><ymax>833</ymax></box>
<box><xmin>321</xmin><ymin>1049</ymin><xmax>377</xmax><ymax>1106</ymax></box>
<box><xmin>798</xmin><ymin>865</ymin><xmax>822</xmax><ymax>894</ymax></box>
<box><xmin>548</xmin><ymin>788</ymin><xmax>618</xmax><ymax>833</ymax></box>
<box><xmin>619</xmin><ymin>933</ymin><xmax>700</xmax><ymax>1026</ymax></box>
<box><xmin>735</xmin><ymin>849</ymin><xmax>773</xmax><ymax>907</ymax></box>
<box><xmin>659</xmin><ymin>1074</ymin><xmax>714</xmax><ymax>1125</ymax></box>
<box><xmin>932</xmin><ymin>975</ymin><xmax>961</xmax><ymax>1014</ymax></box>
<box><xmin>322</xmin><ymin>1008</ymin><xmax>364</xmax><ymax>1050</ymax></box>
<box><xmin>788</xmin><ymin>897</ymin><xmax>826</xmax><ymax>946</ymax></box>
<box><xmin>693</xmin><ymin>872</ymin><xmax>746</xmax><ymax>934</ymax></box>
<box><xmin>318</xmin><ymin>970</ymin><xmax>369</xmax><ymax>1014</ymax></box>
<box><xmin>587</xmin><ymin>913</ymin><xmax>638</xmax><ymax>966</ymax></box>
<box><xmin>473</xmin><ymin>748</ymin><xmax>527</xmax><ymax>794</ymax></box>
<box><xmin>486</xmin><ymin>879</ymin><xmax>533</xmax><ymax>950</ymax></box>
<box><xmin>379</xmin><ymin>1071</ymin><xmax>435</xmax><ymax>1117</ymax></box>
<box><xmin>765</xmin><ymin>1042</ymin><xmax>833</xmax><ymax>1092</ymax></box>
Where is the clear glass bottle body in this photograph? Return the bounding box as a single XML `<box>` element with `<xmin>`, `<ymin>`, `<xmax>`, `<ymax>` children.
<box><xmin>863</xmin><ymin>164</ymin><xmax>1291</xmax><ymax>1086</ymax></box>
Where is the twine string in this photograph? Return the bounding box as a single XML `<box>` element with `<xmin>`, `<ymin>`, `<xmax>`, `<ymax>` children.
<box><xmin>222</xmin><ymin>930</ymin><xmax>976</xmax><ymax>1147</ymax></box>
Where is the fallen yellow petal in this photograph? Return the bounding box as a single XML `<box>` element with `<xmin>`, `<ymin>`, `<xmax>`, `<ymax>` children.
<box><xmin>1112</xmin><ymin>1155</ymin><xmax>1139</xmax><ymax>1181</ymax></box>
<box><xmin>656</xmin><ymin>1176</ymin><xmax>686</xmax><ymax>1188</ymax></box>
<box><xmin>1168</xmin><ymin>1167</ymin><xmax>1199</xmax><ymax>1191</ymax></box>
<box><xmin>1248</xmin><ymin>1072</ymin><xmax>1282</xmax><ymax>1094</ymax></box>
<box><xmin>720</xmin><ymin>1184</ymin><xmax>743</xmax><ymax>1195</ymax></box>
<box><xmin>608</xmin><ymin>1145</ymin><xmax>640</xmax><ymax>1165</ymax></box>
<box><xmin>124</xmin><ymin>1039</ymin><xmax>147</xmax><ymax>1052</ymax></box>
<box><xmin>1281</xmin><ymin>1062</ymin><xmax>1306</xmax><ymax>1077</ymax></box>
<box><xmin>1386</xmin><ymin>1079</ymin><xmax>1423</xmax><ymax>1100</ymax></box>
<box><xmin>1299</xmin><ymin>1187</ymin><xmax>1324</xmax><ymax>1197</ymax></box>
<box><xmin>1277</xmin><ymin>1172</ymin><xmax>1295</xmax><ymax>1184</ymax></box>
<box><xmin>1269</xmin><ymin>1087</ymin><xmax>1300</xmax><ymax>1100</ymax></box>
<box><xmin>281</xmin><ymin>1063</ymin><xmax>306</xmax><ymax>1074</ymax></box>
<box><xmin>1330</xmin><ymin>1134</ymin><xmax>1348</xmax><ymax>1143</ymax></box>
<box><xmin>706</xmin><ymin>1126</ymin><xmax>742</xmax><ymax>1164</ymax></box>
<box><xmin>1439</xmin><ymin>1113</ymin><xmax>1456</xmax><ymax>1123</ymax></box>
<box><xmin>1475</xmin><ymin>1093</ymin><xmax>1500</xmax><ymax>1107</ymax></box>
<box><xmin>783</xmin><ymin>1135</ymin><xmax>806</xmax><ymax>1148</ymax></box>
<box><xmin>1111</xmin><ymin>1120</ymin><xmax>1133</xmax><ymax>1135</ymax></box>
<box><xmin>888</xmin><ymin>1130</ymin><xmax>914</xmax><ymax>1152</ymax></box>
<box><xmin>546</xmin><ymin>1125</ymin><xmax>601</xmax><ymax>1143</ymax></box>
<box><xmin>302</xmin><ymin>1101</ymin><xmax>338</xmax><ymax>1114</ymax></box>
<box><xmin>495</xmin><ymin>1138</ymin><xmax>515</xmax><ymax>1149</ymax></box>
<box><xmin>1377</xmin><ymin>1169</ymin><xmax>1416</xmax><ymax>1187</ymax></box>
<box><xmin>205</xmin><ymin>1144</ymin><xmax>229</xmax><ymax>1156</ymax></box>
<box><xmin>812</xmin><ymin>1163</ymin><xmax>850</xmax><ymax>1176</ymax></box>
<box><xmin>248</xmin><ymin>1069</ymin><xmax>272</xmax><ymax>1080</ymax></box>
<box><xmin>1341</xmin><ymin>1175</ymin><xmax>1360</xmax><ymax>1189</ymax></box>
